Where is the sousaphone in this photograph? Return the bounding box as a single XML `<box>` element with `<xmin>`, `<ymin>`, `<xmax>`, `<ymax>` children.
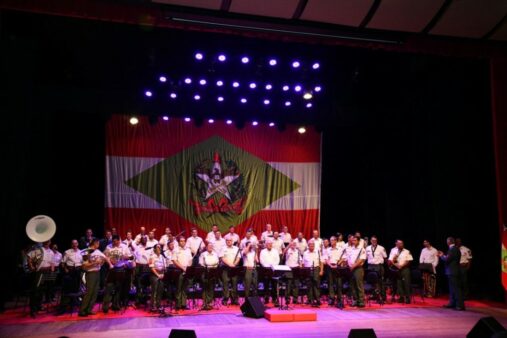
<box><xmin>25</xmin><ymin>215</ymin><xmax>56</xmax><ymax>271</ymax></box>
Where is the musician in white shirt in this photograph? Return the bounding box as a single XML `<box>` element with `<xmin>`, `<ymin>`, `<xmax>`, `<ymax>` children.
<box><xmin>365</xmin><ymin>235</ymin><xmax>387</xmax><ymax>301</ymax></box>
<box><xmin>326</xmin><ymin>236</ymin><xmax>347</xmax><ymax>306</ymax></box>
<box><xmin>303</xmin><ymin>240</ymin><xmax>324</xmax><ymax>306</ymax></box>
<box><xmin>185</xmin><ymin>228</ymin><xmax>205</xmax><ymax>256</ymax></box>
<box><xmin>456</xmin><ymin>238</ymin><xmax>472</xmax><ymax>298</ymax></box>
<box><xmin>354</xmin><ymin>231</ymin><xmax>366</xmax><ymax>249</ymax></box>
<box><xmin>205</xmin><ymin>224</ymin><xmax>219</xmax><ymax>243</ymax></box>
<box><xmin>149</xmin><ymin>244</ymin><xmax>168</xmax><ymax>311</ymax></box>
<box><xmin>280</xmin><ymin>225</ymin><xmax>292</xmax><ymax>246</ymax></box>
<box><xmin>173</xmin><ymin>237</ymin><xmax>193</xmax><ymax>310</ymax></box>
<box><xmin>259</xmin><ymin>240</ymin><xmax>280</xmax><ymax>306</ymax></box>
<box><xmin>209</xmin><ymin>231</ymin><xmax>226</xmax><ymax>255</ymax></box>
<box><xmin>240</xmin><ymin>228</ymin><xmax>258</xmax><ymax>249</ymax></box>
<box><xmin>310</xmin><ymin>230</ymin><xmax>323</xmax><ymax>253</ymax></box>
<box><xmin>220</xmin><ymin>238</ymin><xmax>241</xmax><ymax>305</ymax></box>
<box><xmin>284</xmin><ymin>241</ymin><xmax>302</xmax><ymax>304</ymax></box>
<box><xmin>158</xmin><ymin>227</ymin><xmax>172</xmax><ymax>247</ymax></box>
<box><xmin>146</xmin><ymin>231</ymin><xmax>159</xmax><ymax>249</ymax></box>
<box><xmin>59</xmin><ymin>239</ymin><xmax>84</xmax><ymax>314</ymax></box>
<box><xmin>133</xmin><ymin>236</ymin><xmax>151</xmax><ymax>305</ymax></box>
<box><xmin>419</xmin><ymin>240</ymin><xmax>439</xmax><ymax>297</ymax></box>
<box><xmin>294</xmin><ymin>232</ymin><xmax>308</xmax><ymax>254</ymax></box>
<box><xmin>242</xmin><ymin>241</ymin><xmax>259</xmax><ymax>298</ymax></box>
<box><xmin>134</xmin><ymin>226</ymin><xmax>147</xmax><ymax>244</ymax></box>
<box><xmin>199</xmin><ymin>243</ymin><xmax>220</xmax><ymax>310</ymax></box>
<box><xmin>224</xmin><ymin>225</ymin><xmax>240</xmax><ymax>246</ymax></box>
<box><xmin>271</xmin><ymin>231</ymin><xmax>285</xmax><ymax>256</ymax></box>
<box><xmin>261</xmin><ymin>223</ymin><xmax>274</xmax><ymax>242</ymax></box>
<box><xmin>388</xmin><ymin>240</ymin><xmax>413</xmax><ymax>304</ymax></box>
<box><xmin>347</xmin><ymin>236</ymin><xmax>367</xmax><ymax>307</ymax></box>
<box><xmin>27</xmin><ymin>240</ymin><xmax>55</xmax><ymax>318</ymax></box>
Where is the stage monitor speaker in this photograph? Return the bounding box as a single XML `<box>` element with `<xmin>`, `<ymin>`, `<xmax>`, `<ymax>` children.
<box><xmin>169</xmin><ymin>329</ymin><xmax>197</xmax><ymax>338</ymax></box>
<box><xmin>348</xmin><ymin>328</ymin><xmax>377</xmax><ymax>338</ymax></box>
<box><xmin>240</xmin><ymin>296</ymin><xmax>265</xmax><ymax>318</ymax></box>
<box><xmin>467</xmin><ymin>317</ymin><xmax>507</xmax><ymax>338</ymax></box>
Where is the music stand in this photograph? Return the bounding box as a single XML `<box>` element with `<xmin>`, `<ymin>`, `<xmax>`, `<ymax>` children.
<box><xmin>162</xmin><ymin>267</ymin><xmax>182</xmax><ymax>316</ymax></box>
<box><xmin>292</xmin><ymin>267</ymin><xmax>311</xmax><ymax>305</ymax></box>
<box><xmin>272</xmin><ymin>265</ymin><xmax>292</xmax><ymax>310</ymax></box>
<box><xmin>202</xmin><ymin>266</ymin><xmax>220</xmax><ymax>310</ymax></box>
<box><xmin>184</xmin><ymin>266</ymin><xmax>205</xmax><ymax>309</ymax></box>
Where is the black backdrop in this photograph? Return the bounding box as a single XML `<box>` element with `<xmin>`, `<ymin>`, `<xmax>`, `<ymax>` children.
<box><xmin>2</xmin><ymin>11</ymin><xmax>502</xmax><ymax>300</ymax></box>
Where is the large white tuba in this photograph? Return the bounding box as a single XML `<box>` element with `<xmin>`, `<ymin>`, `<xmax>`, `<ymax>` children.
<box><xmin>25</xmin><ymin>215</ymin><xmax>56</xmax><ymax>271</ymax></box>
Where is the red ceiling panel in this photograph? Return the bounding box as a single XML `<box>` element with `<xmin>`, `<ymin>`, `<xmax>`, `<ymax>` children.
<box><xmin>300</xmin><ymin>0</ymin><xmax>374</xmax><ymax>27</ymax></box>
<box><xmin>152</xmin><ymin>0</ymin><xmax>222</xmax><ymax>10</ymax></box>
<box><xmin>229</xmin><ymin>0</ymin><xmax>300</xmax><ymax>19</ymax></box>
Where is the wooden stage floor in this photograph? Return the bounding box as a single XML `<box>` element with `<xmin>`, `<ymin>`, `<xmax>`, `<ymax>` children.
<box><xmin>1</xmin><ymin>298</ymin><xmax>506</xmax><ymax>338</ymax></box>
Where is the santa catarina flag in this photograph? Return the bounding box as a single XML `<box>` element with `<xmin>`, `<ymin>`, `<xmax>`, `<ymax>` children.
<box><xmin>105</xmin><ymin>115</ymin><xmax>321</xmax><ymax>239</ymax></box>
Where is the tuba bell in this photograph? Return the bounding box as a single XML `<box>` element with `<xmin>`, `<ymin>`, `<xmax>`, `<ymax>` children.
<box><xmin>25</xmin><ymin>215</ymin><xmax>56</xmax><ymax>271</ymax></box>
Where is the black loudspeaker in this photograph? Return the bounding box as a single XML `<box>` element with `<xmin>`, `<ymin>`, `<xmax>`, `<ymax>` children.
<box><xmin>348</xmin><ymin>328</ymin><xmax>377</xmax><ymax>338</ymax></box>
<box><xmin>240</xmin><ymin>296</ymin><xmax>265</xmax><ymax>318</ymax></box>
<box><xmin>169</xmin><ymin>329</ymin><xmax>197</xmax><ymax>338</ymax></box>
<box><xmin>467</xmin><ymin>317</ymin><xmax>507</xmax><ymax>338</ymax></box>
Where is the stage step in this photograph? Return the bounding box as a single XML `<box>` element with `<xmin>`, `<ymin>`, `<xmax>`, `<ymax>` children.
<box><xmin>264</xmin><ymin>309</ymin><xmax>317</xmax><ymax>322</ymax></box>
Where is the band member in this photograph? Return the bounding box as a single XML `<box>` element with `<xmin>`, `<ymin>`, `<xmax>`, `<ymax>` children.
<box><xmin>159</xmin><ymin>227</ymin><xmax>172</xmax><ymax>247</ymax></box>
<box><xmin>271</xmin><ymin>232</ymin><xmax>285</xmax><ymax>258</ymax></box>
<box><xmin>220</xmin><ymin>238</ymin><xmax>241</xmax><ymax>305</ymax></box>
<box><xmin>295</xmin><ymin>232</ymin><xmax>308</xmax><ymax>254</ymax></box>
<box><xmin>134</xmin><ymin>226</ymin><xmax>147</xmax><ymax>244</ymax></box>
<box><xmin>284</xmin><ymin>241</ymin><xmax>302</xmax><ymax>304</ymax></box>
<box><xmin>133</xmin><ymin>236</ymin><xmax>151</xmax><ymax>305</ymax></box>
<box><xmin>79</xmin><ymin>239</ymin><xmax>111</xmax><ymax>317</ymax></box>
<box><xmin>122</xmin><ymin>231</ymin><xmax>136</xmax><ymax>248</ymax></box>
<box><xmin>455</xmin><ymin>238</ymin><xmax>472</xmax><ymax>299</ymax></box>
<box><xmin>366</xmin><ymin>235</ymin><xmax>387</xmax><ymax>301</ymax></box>
<box><xmin>99</xmin><ymin>230</ymin><xmax>113</xmax><ymax>252</ymax></box>
<box><xmin>326</xmin><ymin>236</ymin><xmax>346</xmax><ymax>307</ymax></box>
<box><xmin>27</xmin><ymin>240</ymin><xmax>55</xmax><ymax>318</ymax></box>
<box><xmin>205</xmin><ymin>224</ymin><xmax>219</xmax><ymax>243</ymax></box>
<box><xmin>336</xmin><ymin>233</ymin><xmax>345</xmax><ymax>248</ymax></box>
<box><xmin>303</xmin><ymin>240</ymin><xmax>323</xmax><ymax>307</ymax></box>
<box><xmin>172</xmin><ymin>236</ymin><xmax>193</xmax><ymax>310</ymax></box>
<box><xmin>224</xmin><ymin>225</ymin><xmax>240</xmax><ymax>246</ymax></box>
<box><xmin>439</xmin><ymin>237</ymin><xmax>465</xmax><ymax>311</ymax></box>
<box><xmin>209</xmin><ymin>231</ymin><xmax>226</xmax><ymax>255</ymax></box>
<box><xmin>354</xmin><ymin>231</ymin><xmax>365</xmax><ymax>249</ymax></box>
<box><xmin>199</xmin><ymin>243</ymin><xmax>220</xmax><ymax>310</ymax></box>
<box><xmin>261</xmin><ymin>224</ymin><xmax>274</xmax><ymax>242</ymax></box>
<box><xmin>388</xmin><ymin>240</ymin><xmax>413</xmax><ymax>304</ymax></box>
<box><xmin>57</xmin><ymin>239</ymin><xmax>83</xmax><ymax>315</ymax></box>
<box><xmin>280</xmin><ymin>226</ymin><xmax>292</xmax><ymax>247</ymax></box>
<box><xmin>146</xmin><ymin>230</ymin><xmax>159</xmax><ymax>248</ymax></box>
<box><xmin>419</xmin><ymin>239</ymin><xmax>439</xmax><ymax>297</ymax></box>
<box><xmin>240</xmin><ymin>228</ymin><xmax>259</xmax><ymax>249</ymax></box>
<box><xmin>185</xmin><ymin>228</ymin><xmax>205</xmax><ymax>262</ymax></box>
<box><xmin>149</xmin><ymin>244</ymin><xmax>167</xmax><ymax>312</ymax></box>
<box><xmin>242</xmin><ymin>241</ymin><xmax>259</xmax><ymax>298</ymax></box>
<box><xmin>259</xmin><ymin>240</ymin><xmax>280</xmax><ymax>306</ymax></box>
<box><xmin>102</xmin><ymin>235</ymin><xmax>133</xmax><ymax>313</ymax></box>
<box><xmin>79</xmin><ymin>229</ymin><xmax>95</xmax><ymax>249</ymax></box>
<box><xmin>310</xmin><ymin>230</ymin><xmax>323</xmax><ymax>253</ymax></box>
<box><xmin>348</xmin><ymin>235</ymin><xmax>366</xmax><ymax>307</ymax></box>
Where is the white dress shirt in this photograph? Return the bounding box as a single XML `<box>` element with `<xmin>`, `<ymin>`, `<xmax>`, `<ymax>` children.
<box><xmin>199</xmin><ymin>251</ymin><xmax>220</xmax><ymax>267</ymax></box>
<box><xmin>326</xmin><ymin>246</ymin><xmax>346</xmax><ymax>265</ymax></box>
<box><xmin>35</xmin><ymin>247</ymin><xmax>55</xmax><ymax>270</ymax></box>
<box><xmin>173</xmin><ymin>247</ymin><xmax>193</xmax><ymax>269</ymax></box>
<box><xmin>209</xmin><ymin>237</ymin><xmax>226</xmax><ymax>254</ymax></box>
<box><xmin>303</xmin><ymin>250</ymin><xmax>322</xmax><ymax>268</ymax></box>
<box><xmin>205</xmin><ymin>231</ymin><xmax>216</xmax><ymax>243</ymax></box>
<box><xmin>224</xmin><ymin>232</ymin><xmax>240</xmax><ymax>244</ymax></box>
<box><xmin>347</xmin><ymin>246</ymin><xmax>366</xmax><ymax>267</ymax></box>
<box><xmin>280</xmin><ymin>232</ymin><xmax>292</xmax><ymax>244</ymax></box>
<box><xmin>149</xmin><ymin>253</ymin><xmax>168</xmax><ymax>272</ymax></box>
<box><xmin>310</xmin><ymin>238</ymin><xmax>323</xmax><ymax>252</ymax></box>
<box><xmin>419</xmin><ymin>246</ymin><xmax>439</xmax><ymax>273</ymax></box>
<box><xmin>84</xmin><ymin>249</ymin><xmax>106</xmax><ymax>272</ymax></box>
<box><xmin>294</xmin><ymin>238</ymin><xmax>308</xmax><ymax>254</ymax></box>
<box><xmin>259</xmin><ymin>248</ymin><xmax>280</xmax><ymax>267</ymax></box>
<box><xmin>185</xmin><ymin>236</ymin><xmax>205</xmax><ymax>255</ymax></box>
<box><xmin>104</xmin><ymin>244</ymin><xmax>132</xmax><ymax>268</ymax></box>
<box><xmin>240</xmin><ymin>235</ymin><xmax>258</xmax><ymax>249</ymax></box>
<box><xmin>261</xmin><ymin>231</ymin><xmax>274</xmax><ymax>242</ymax></box>
<box><xmin>243</xmin><ymin>250</ymin><xmax>257</xmax><ymax>268</ymax></box>
<box><xmin>219</xmin><ymin>246</ymin><xmax>240</xmax><ymax>265</ymax></box>
<box><xmin>285</xmin><ymin>248</ymin><xmax>301</xmax><ymax>268</ymax></box>
<box><xmin>271</xmin><ymin>238</ymin><xmax>285</xmax><ymax>255</ymax></box>
<box><xmin>52</xmin><ymin>251</ymin><xmax>63</xmax><ymax>266</ymax></box>
<box><xmin>62</xmin><ymin>248</ymin><xmax>83</xmax><ymax>267</ymax></box>
<box><xmin>388</xmin><ymin>247</ymin><xmax>413</xmax><ymax>267</ymax></box>
<box><xmin>459</xmin><ymin>245</ymin><xmax>472</xmax><ymax>264</ymax></box>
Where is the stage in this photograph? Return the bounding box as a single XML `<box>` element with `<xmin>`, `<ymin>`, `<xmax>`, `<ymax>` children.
<box><xmin>1</xmin><ymin>297</ymin><xmax>506</xmax><ymax>338</ymax></box>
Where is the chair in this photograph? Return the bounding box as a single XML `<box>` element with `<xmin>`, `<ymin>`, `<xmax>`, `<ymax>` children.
<box><xmin>410</xmin><ymin>269</ymin><xmax>425</xmax><ymax>303</ymax></box>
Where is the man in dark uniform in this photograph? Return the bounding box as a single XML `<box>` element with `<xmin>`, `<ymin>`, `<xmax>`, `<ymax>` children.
<box><xmin>438</xmin><ymin>237</ymin><xmax>465</xmax><ymax>311</ymax></box>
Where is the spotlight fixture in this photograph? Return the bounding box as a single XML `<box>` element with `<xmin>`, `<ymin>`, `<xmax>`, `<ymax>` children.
<box><xmin>170</xmin><ymin>93</ymin><xmax>177</xmax><ymax>99</ymax></box>
<box><xmin>285</xmin><ymin>101</ymin><xmax>292</xmax><ymax>107</ymax></box>
<box><xmin>312</xmin><ymin>62</ymin><xmax>320</xmax><ymax>70</ymax></box>
<box><xmin>249</xmin><ymin>83</ymin><xmax>257</xmax><ymax>89</ymax></box>
<box><xmin>306</xmin><ymin>103</ymin><xmax>313</xmax><ymax>108</ymax></box>
<box><xmin>232</xmin><ymin>81</ymin><xmax>240</xmax><ymax>88</ymax></box>
<box><xmin>269</xmin><ymin>122</ymin><xmax>275</xmax><ymax>127</ymax></box>
<box><xmin>195</xmin><ymin>52</ymin><xmax>203</xmax><ymax>60</ymax></box>
<box><xmin>292</xmin><ymin>61</ymin><xmax>300</xmax><ymax>68</ymax></box>
<box><xmin>282</xmin><ymin>85</ymin><xmax>289</xmax><ymax>91</ymax></box>
<box><xmin>265</xmin><ymin>84</ymin><xmax>272</xmax><ymax>90</ymax></box>
<box><xmin>208</xmin><ymin>119</ymin><xmax>214</xmax><ymax>124</ymax></box>
<box><xmin>184</xmin><ymin>117</ymin><xmax>191</xmax><ymax>122</ymax></box>
<box><xmin>314</xmin><ymin>86</ymin><xmax>322</xmax><ymax>92</ymax></box>
<box><xmin>303</xmin><ymin>92</ymin><xmax>313</xmax><ymax>100</ymax></box>
<box><xmin>263</xmin><ymin>99</ymin><xmax>270</xmax><ymax>105</ymax></box>
<box><xmin>217</xmin><ymin>96</ymin><xmax>224</xmax><ymax>102</ymax></box>
<box><xmin>194</xmin><ymin>94</ymin><xmax>201</xmax><ymax>100</ymax></box>
<box><xmin>159</xmin><ymin>76</ymin><xmax>167</xmax><ymax>82</ymax></box>
<box><xmin>218</xmin><ymin>54</ymin><xmax>226</xmax><ymax>62</ymax></box>
<box><xmin>241</xmin><ymin>56</ymin><xmax>250</xmax><ymax>64</ymax></box>
<box><xmin>226</xmin><ymin>119</ymin><xmax>233</xmax><ymax>125</ymax></box>
<box><xmin>162</xmin><ymin>116</ymin><xmax>169</xmax><ymax>121</ymax></box>
<box><xmin>129</xmin><ymin>116</ymin><xmax>139</xmax><ymax>125</ymax></box>
<box><xmin>298</xmin><ymin>126</ymin><xmax>306</xmax><ymax>134</ymax></box>
<box><xmin>216</xmin><ymin>80</ymin><xmax>224</xmax><ymax>86</ymax></box>
<box><xmin>145</xmin><ymin>90</ymin><xmax>152</xmax><ymax>97</ymax></box>
<box><xmin>269</xmin><ymin>59</ymin><xmax>277</xmax><ymax>66</ymax></box>
<box><xmin>184</xmin><ymin>78</ymin><xmax>192</xmax><ymax>84</ymax></box>
<box><xmin>199</xmin><ymin>79</ymin><xmax>207</xmax><ymax>85</ymax></box>
<box><xmin>294</xmin><ymin>85</ymin><xmax>302</xmax><ymax>92</ymax></box>
<box><xmin>252</xmin><ymin>121</ymin><xmax>259</xmax><ymax>126</ymax></box>
<box><xmin>240</xmin><ymin>98</ymin><xmax>247</xmax><ymax>103</ymax></box>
